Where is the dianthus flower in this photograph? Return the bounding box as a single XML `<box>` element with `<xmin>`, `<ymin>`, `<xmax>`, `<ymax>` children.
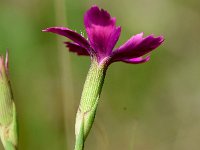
<box><xmin>43</xmin><ymin>5</ymin><xmax>164</xmax><ymax>150</ymax></box>
<box><xmin>43</xmin><ymin>5</ymin><xmax>163</xmax><ymax>66</ymax></box>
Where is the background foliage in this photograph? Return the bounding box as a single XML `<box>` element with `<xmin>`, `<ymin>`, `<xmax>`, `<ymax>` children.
<box><xmin>0</xmin><ymin>0</ymin><xmax>200</xmax><ymax>149</ymax></box>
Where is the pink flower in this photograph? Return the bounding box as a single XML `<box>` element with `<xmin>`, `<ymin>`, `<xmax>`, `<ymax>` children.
<box><xmin>43</xmin><ymin>5</ymin><xmax>164</xmax><ymax>65</ymax></box>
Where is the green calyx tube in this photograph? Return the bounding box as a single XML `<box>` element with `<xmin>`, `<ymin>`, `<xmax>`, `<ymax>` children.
<box><xmin>74</xmin><ymin>58</ymin><xmax>108</xmax><ymax>150</ymax></box>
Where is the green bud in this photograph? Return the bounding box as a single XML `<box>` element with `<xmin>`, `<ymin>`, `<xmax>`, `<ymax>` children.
<box><xmin>0</xmin><ymin>52</ymin><xmax>18</xmax><ymax>150</ymax></box>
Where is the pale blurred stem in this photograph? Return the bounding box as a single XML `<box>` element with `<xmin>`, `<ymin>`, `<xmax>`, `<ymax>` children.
<box><xmin>74</xmin><ymin>59</ymin><xmax>107</xmax><ymax>150</ymax></box>
<box><xmin>54</xmin><ymin>0</ymin><xmax>75</xmax><ymax>149</ymax></box>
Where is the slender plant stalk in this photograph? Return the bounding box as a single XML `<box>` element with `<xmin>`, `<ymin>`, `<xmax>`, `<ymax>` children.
<box><xmin>54</xmin><ymin>0</ymin><xmax>76</xmax><ymax>148</ymax></box>
<box><xmin>74</xmin><ymin>59</ymin><xmax>107</xmax><ymax>150</ymax></box>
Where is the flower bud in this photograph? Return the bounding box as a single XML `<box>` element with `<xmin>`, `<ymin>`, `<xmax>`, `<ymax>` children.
<box><xmin>0</xmin><ymin>52</ymin><xmax>17</xmax><ymax>150</ymax></box>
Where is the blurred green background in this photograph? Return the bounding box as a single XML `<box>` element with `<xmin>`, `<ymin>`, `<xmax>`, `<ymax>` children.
<box><xmin>0</xmin><ymin>0</ymin><xmax>200</xmax><ymax>149</ymax></box>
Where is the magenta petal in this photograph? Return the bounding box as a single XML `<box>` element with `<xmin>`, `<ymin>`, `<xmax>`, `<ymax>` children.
<box><xmin>84</xmin><ymin>5</ymin><xmax>116</xmax><ymax>28</ymax></box>
<box><xmin>43</xmin><ymin>27</ymin><xmax>90</xmax><ymax>49</ymax></box>
<box><xmin>112</xmin><ymin>33</ymin><xmax>164</xmax><ymax>61</ymax></box>
<box><xmin>122</xmin><ymin>56</ymin><xmax>150</xmax><ymax>64</ymax></box>
<box><xmin>64</xmin><ymin>42</ymin><xmax>89</xmax><ymax>56</ymax></box>
<box><xmin>84</xmin><ymin>5</ymin><xmax>121</xmax><ymax>61</ymax></box>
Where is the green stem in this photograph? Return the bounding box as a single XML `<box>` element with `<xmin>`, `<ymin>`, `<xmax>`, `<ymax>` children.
<box><xmin>74</xmin><ymin>115</ymin><xmax>84</xmax><ymax>150</ymax></box>
<box><xmin>74</xmin><ymin>59</ymin><xmax>107</xmax><ymax>150</ymax></box>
